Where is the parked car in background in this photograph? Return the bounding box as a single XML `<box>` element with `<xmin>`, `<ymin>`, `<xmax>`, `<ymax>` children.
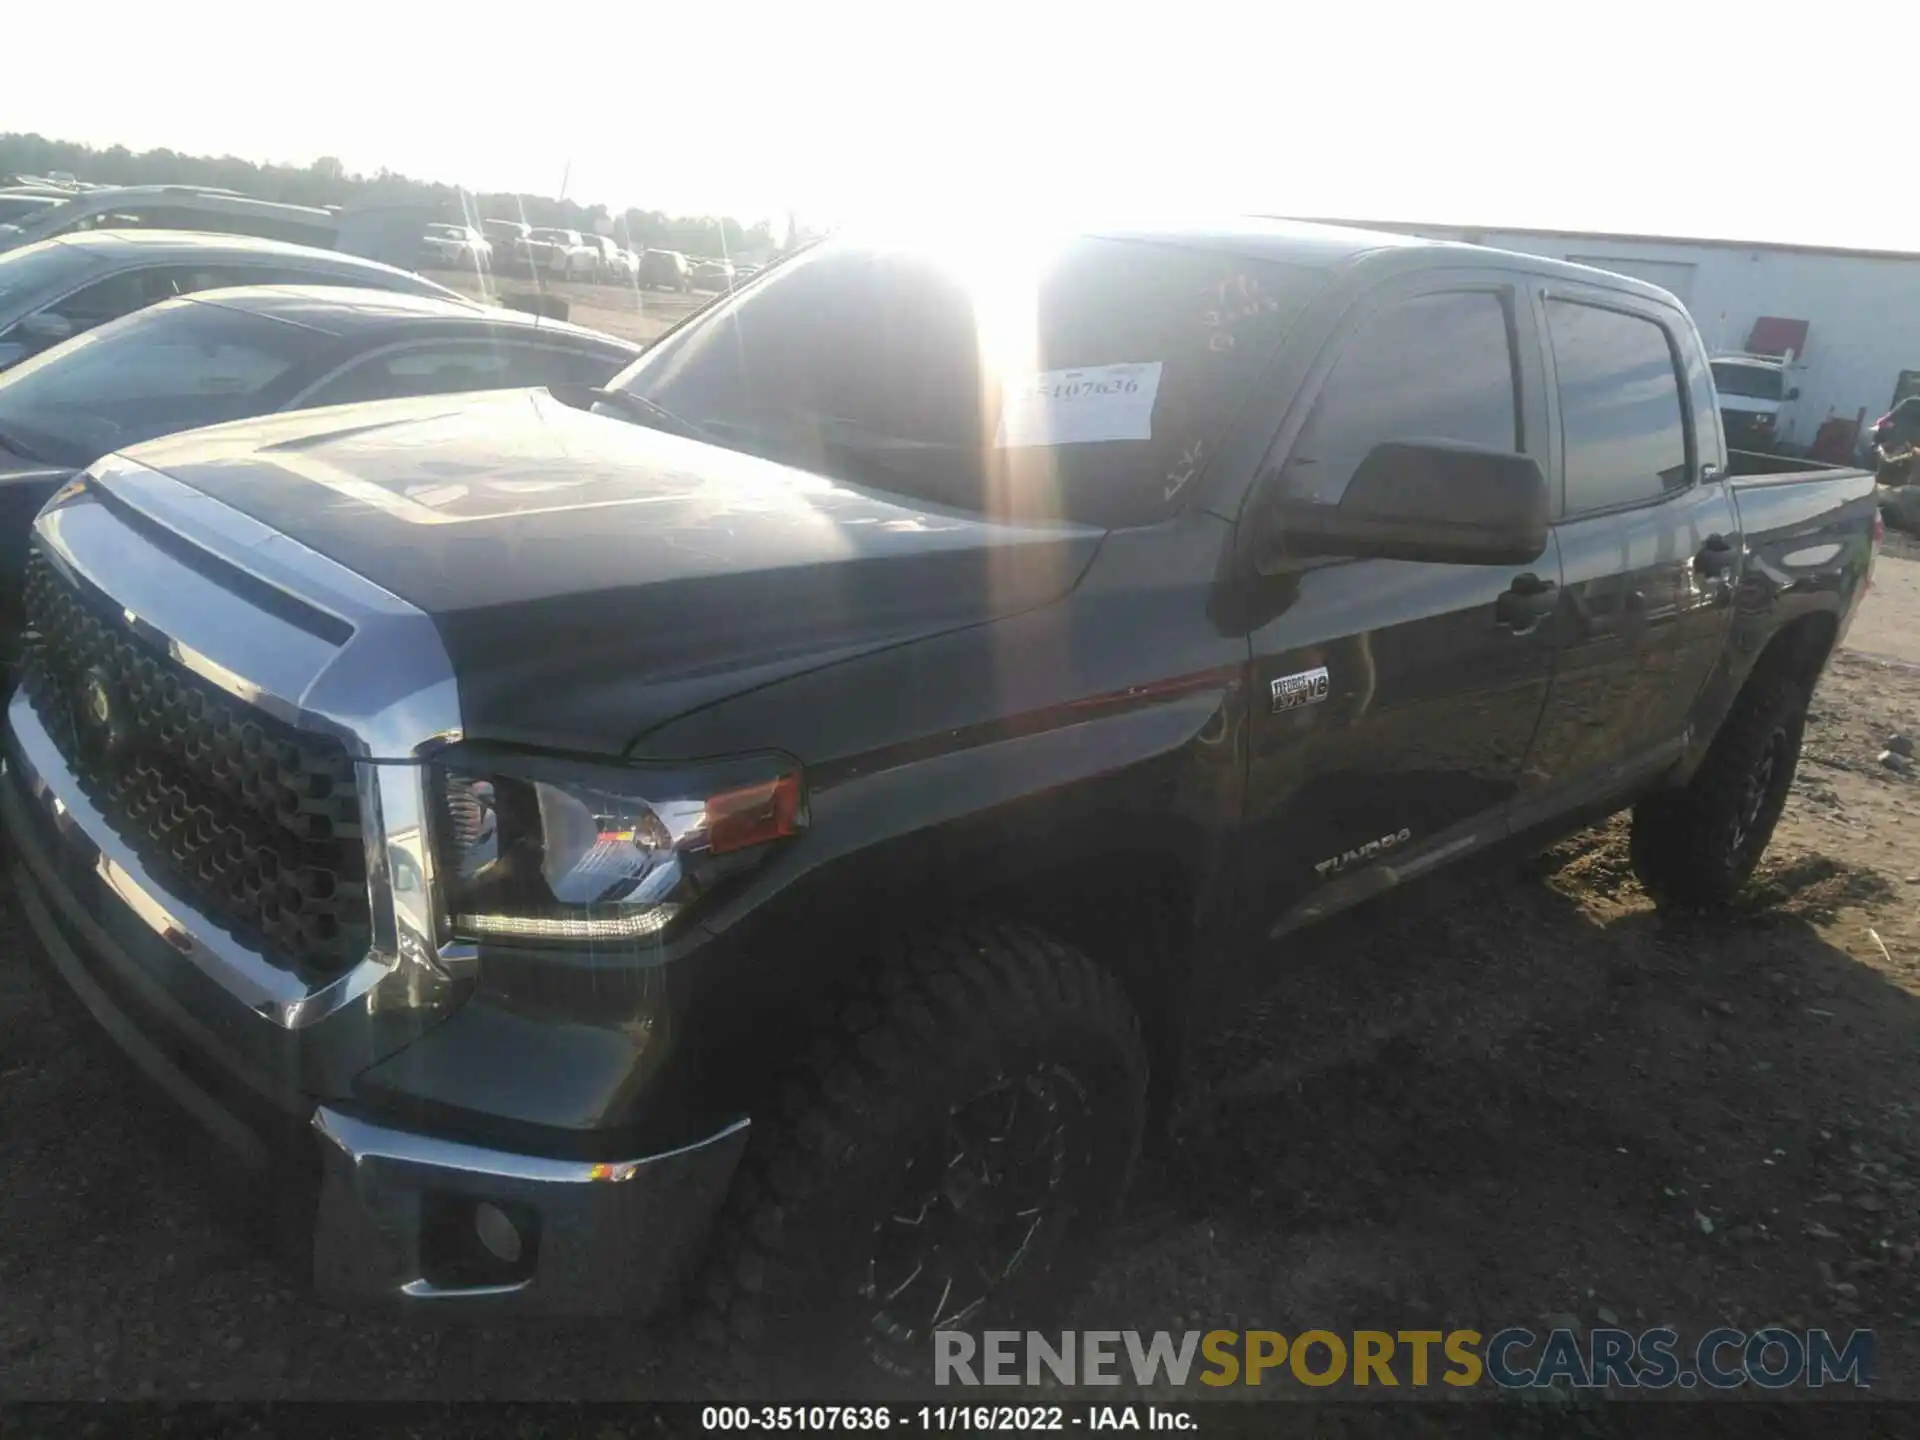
<box><xmin>0</xmin><ymin>230</ymin><xmax>467</xmax><ymax>371</ymax></box>
<box><xmin>0</xmin><ymin>175</ymin><xmax>95</xmax><ymax>196</ymax></box>
<box><xmin>577</xmin><ymin>234</ymin><xmax>628</xmax><ymax>281</ymax></box>
<box><xmin>518</xmin><ymin>228</ymin><xmax>595</xmax><ymax>281</ymax></box>
<box><xmin>587</xmin><ymin>235</ymin><xmax>641</xmax><ymax>280</ymax></box>
<box><xmin>638</xmin><ymin>247</ymin><xmax>691</xmax><ymax>291</ymax></box>
<box><xmin>1711</xmin><ymin>353</ymin><xmax>1798</xmax><ymax>453</ymax></box>
<box><xmin>0</xmin><ymin>185</ymin><xmax>339</xmax><ymax>253</ymax></box>
<box><xmin>0</xmin><ymin>194</ymin><xmax>61</xmax><ymax>227</ymax></box>
<box><xmin>0</xmin><ymin>185</ymin><xmax>438</xmax><ymax>272</ymax></box>
<box><xmin>419</xmin><ymin>223</ymin><xmax>493</xmax><ymax>271</ymax></box>
<box><xmin>691</xmin><ymin>257</ymin><xmax>736</xmax><ymax>291</ymax></box>
<box><xmin>481</xmin><ymin>217</ymin><xmax>531</xmax><ymax>264</ymax></box>
<box><xmin>0</xmin><ymin>284</ymin><xmax>638</xmax><ymax>663</ymax></box>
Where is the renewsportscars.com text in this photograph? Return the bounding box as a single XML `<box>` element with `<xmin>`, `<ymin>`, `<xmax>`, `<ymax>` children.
<box><xmin>934</xmin><ymin>1327</ymin><xmax>1873</xmax><ymax>1391</ymax></box>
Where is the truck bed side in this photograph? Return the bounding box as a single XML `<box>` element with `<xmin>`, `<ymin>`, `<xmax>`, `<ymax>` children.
<box><xmin>1676</xmin><ymin>451</ymin><xmax>1878</xmax><ymax>780</ymax></box>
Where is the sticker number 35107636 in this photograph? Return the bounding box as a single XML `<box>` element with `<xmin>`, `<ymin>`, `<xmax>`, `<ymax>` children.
<box><xmin>1016</xmin><ymin>374</ymin><xmax>1143</xmax><ymax>400</ymax></box>
<box><xmin>996</xmin><ymin>361</ymin><xmax>1163</xmax><ymax>449</ymax></box>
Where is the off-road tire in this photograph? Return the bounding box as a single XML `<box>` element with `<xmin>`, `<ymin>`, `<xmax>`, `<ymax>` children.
<box><xmin>695</xmin><ymin>921</ymin><xmax>1149</xmax><ymax>1383</ymax></box>
<box><xmin>1629</xmin><ymin>671</ymin><xmax>1810</xmax><ymax>907</ymax></box>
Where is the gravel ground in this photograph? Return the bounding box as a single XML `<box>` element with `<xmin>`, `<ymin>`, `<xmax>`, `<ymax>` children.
<box><xmin>4</xmin><ymin>557</ymin><xmax>1920</xmax><ymax>1415</ymax></box>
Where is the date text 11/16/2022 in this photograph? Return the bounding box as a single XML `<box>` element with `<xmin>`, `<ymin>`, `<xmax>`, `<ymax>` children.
<box><xmin>699</xmin><ymin>1406</ymin><xmax>1194</xmax><ymax>1432</ymax></box>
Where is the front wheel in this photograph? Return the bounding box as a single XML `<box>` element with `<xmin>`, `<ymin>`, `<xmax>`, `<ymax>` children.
<box><xmin>697</xmin><ymin>922</ymin><xmax>1148</xmax><ymax>1381</ymax></box>
<box><xmin>1630</xmin><ymin>671</ymin><xmax>1810</xmax><ymax>907</ymax></box>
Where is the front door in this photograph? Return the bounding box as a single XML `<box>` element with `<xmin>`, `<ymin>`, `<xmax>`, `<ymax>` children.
<box><xmin>1239</xmin><ymin>276</ymin><xmax>1560</xmax><ymax>941</ymax></box>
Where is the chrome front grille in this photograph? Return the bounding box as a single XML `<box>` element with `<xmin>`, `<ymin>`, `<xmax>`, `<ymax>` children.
<box><xmin>19</xmin><ymin>547</ymin><xmax>371</xmax><ymax>977</ymax></box>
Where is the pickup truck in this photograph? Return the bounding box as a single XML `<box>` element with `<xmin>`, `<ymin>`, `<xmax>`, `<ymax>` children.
<box><xmin>1</xmin><ymin>220</ymin><xmax>1879</xmax><ymax>1377</ymax></box>
<box><xmin>516</xmin><ymin>227</ymin><xmax>594</xmax><ymax>281</ymax></box>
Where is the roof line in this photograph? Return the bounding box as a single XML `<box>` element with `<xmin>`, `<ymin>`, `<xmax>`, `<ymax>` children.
<box><xmin>182</xmin><ymin>292</ymin><xmax>345</xmax><ymax>336</ymax></box>
<box><xmin>1270</xmin><ymin>216</ymin><xmax>1920</xmax><ymax>264</ymax></box>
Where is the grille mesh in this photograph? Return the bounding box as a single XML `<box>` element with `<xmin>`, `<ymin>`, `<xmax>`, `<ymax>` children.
<box><xmin>20</xmin><ymin>548</ymin><xmax>370</xmax><ymax>976</ymax></box>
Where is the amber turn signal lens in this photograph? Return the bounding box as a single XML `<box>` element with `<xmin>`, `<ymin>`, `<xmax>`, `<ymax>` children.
<box><xmin>706</xmin><ymin>771</ymin><xmax>805</xmax><ymax>855</ymax></box>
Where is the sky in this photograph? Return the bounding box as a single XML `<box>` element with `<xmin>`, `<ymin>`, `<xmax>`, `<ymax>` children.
<box><xmin>2</xmin><ymin>0</ymin><xmax>1906</xmax><ymax>250</ymax></box>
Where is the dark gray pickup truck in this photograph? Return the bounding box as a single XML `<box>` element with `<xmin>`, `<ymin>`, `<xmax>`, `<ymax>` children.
<box><xmin>1</xmin><ymin>219</ymin><xmax>1880</xmax><ymax>1375</ymax></box>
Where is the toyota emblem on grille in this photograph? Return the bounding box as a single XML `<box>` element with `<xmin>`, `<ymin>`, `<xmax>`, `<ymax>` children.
<box><xmin>73</xmin><ymin>665</ymin><xmax>132</xmax><ymax>763</ymax></box>
<box><xmin>84</xmin><ymin>672</ymin><xmax>112</xmax><ymax>727</ymax></box>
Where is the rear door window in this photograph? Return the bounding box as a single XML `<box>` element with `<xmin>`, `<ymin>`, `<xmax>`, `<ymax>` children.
<box><xmin>149</xmin><ymin>262</ymin><xmax>372</xmax><ymax>296</ymax></box>
<box><xmin>1269</xmin><ymin>290</ymin><xmax>1520</xmax><ymax>507</ymax></box>
<box><xmin>304</xmin><ymin>340</ymin><xmax>617</xmax><ymax>406</ymax></box>
<box><xmin>147</xmin><ymin>263</ymin><xmax>283</xmax><ymax>298</ymax></box>
<box><xmin>16</xmin><ymin>267</ymin><xmax>181</xmax><ymax>342</ymax></box>
<box><xmin>0</xmin><ymin>299</ymin><xmax>313</xmax><ymax>463</ymax></box>
<box><xmin>1547</xmin><ymin>300</ymin><xmax>1690</xmax><ymax>514</ymax></box>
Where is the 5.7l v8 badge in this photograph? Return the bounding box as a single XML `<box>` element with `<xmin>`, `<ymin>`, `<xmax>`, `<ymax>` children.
<box><xmin>1270</xmin><ymin>665</ymin><xmax>1330</xmax><ymax>713</ymax></box>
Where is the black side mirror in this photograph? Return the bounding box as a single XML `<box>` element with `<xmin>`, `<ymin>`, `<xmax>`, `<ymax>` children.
<box><xmin>1786</xmin><ymin>387</ymin><xmax>1802</xmax><ymax>402</ymax></box>
<box><xmin>1266</xmin><ymin>440</ymin><xmax>1549</xmax><ymax>567</ymax></box>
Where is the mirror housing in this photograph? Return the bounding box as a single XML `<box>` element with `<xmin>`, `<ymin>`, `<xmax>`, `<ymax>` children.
<box><xmin>1266</xmin><ymin>440</ymin><xmax>1549</xmax><ymax>567</ymax></box>
<box><xmin>1786</xmin><ymin>386</ymin><xmax>1802</xmax><ymax>402</ymax></box>
<box><xmin>17</xmin><ymin>311</ymin><xmax>73</xmax><ymax>343</ymax></box>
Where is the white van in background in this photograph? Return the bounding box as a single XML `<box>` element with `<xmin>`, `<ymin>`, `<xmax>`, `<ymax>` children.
<box><xmin>1711</xmin><ymin>352</ymin><xmax>1799</xmax><ymax>452</ymax></box>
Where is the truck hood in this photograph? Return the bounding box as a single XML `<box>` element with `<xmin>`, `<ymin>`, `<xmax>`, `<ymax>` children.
<box><xmin>119</xmin><ymin>389</ymin><xmax>1104</xmax><ymax>754</ymax></box>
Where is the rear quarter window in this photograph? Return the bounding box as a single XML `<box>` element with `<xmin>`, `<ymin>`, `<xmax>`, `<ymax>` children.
<box><xmin>1547</xmin><ymin>300</ymin><xmax>1690</xmax><ymax>514</ymax></box>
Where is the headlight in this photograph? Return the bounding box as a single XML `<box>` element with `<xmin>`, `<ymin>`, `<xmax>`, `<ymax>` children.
<box><xmin>430</xmin><ymin>746</ymin><xmax>805</xmax><ymax>946</ymax></box>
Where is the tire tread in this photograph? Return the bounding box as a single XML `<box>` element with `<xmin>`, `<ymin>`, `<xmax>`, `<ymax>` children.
<box><xmin>692</xmin><ymin>919</ymin><xmax>1147</xmax><ymax>1358</ymax></box>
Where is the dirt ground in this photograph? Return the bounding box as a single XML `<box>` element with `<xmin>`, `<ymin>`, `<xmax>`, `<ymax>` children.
<box><xmin>3</xmin><ymin>555</ymin><xmax>1919</xmax><ymax>1412</ymax></box>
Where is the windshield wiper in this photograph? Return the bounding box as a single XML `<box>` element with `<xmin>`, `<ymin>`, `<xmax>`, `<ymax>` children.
<box><xmin>0</xmin><ymin>428</ymin><xmax>51</xmax><ymax>466</ymax></box>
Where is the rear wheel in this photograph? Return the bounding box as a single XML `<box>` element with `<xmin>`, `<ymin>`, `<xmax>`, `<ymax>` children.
<box><xmin>697</xmin><ymin>921</ymin><xmax>1148</xmax><ymax>1382</ymax></box>
<box><xmin>1630</xmin><ymin>671</ymin><xmax>1809</xmax><ymax>907</ymax></box>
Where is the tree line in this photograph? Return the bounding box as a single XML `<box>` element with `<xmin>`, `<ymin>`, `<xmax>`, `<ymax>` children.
<box><xmin>0</xmin><ymin>133</ymin><xmax>799</xmax><ymax>259</ymax></box>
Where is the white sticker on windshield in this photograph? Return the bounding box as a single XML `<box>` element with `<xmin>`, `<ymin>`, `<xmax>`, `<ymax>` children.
<box><xmin>995</xmin><ymin>362</ymin><xmax>1163</xmax><ymax>448</ymax></box>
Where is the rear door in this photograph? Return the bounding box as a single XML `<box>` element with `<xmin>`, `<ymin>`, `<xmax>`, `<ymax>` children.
<box><xmin>1240</xmin><ymin>270</ymin><xmax>1561</xmax><ymax>940</ymax></box>
<box><xmin>1510</xmin><ymin>283</ymin><xmax>1739</xmax><ymax>826</ymax></box>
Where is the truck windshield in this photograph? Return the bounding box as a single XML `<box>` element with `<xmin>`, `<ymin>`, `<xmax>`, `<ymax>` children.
<box><xmin>1712</xmin><ymin>362</ymin><xmax>1784</xmax><ymax>401</ymax></box>
<box><xmin>598</xmin><ymin>234</ymin><xmax>1323</xmax><ymax>527</ymax></box>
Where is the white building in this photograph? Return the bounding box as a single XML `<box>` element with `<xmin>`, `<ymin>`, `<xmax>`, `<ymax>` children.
<box><xmin>1298</xmin><ymin>218</ymin><xmax>1920</xmax><ymax>452</ymax></box>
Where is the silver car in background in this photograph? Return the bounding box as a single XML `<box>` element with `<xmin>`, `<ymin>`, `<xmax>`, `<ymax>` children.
<box><xmin>419</xmin><ymin>222</ymin><xmax>493</xmax><ymax>271</ymax></box>
<box><xmin>0</xmin><ymin>229</ymin><xmax>468</xmax><ymax>370</ymax></box>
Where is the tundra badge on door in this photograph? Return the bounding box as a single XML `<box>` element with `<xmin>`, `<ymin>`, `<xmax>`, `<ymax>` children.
<box><xmin>1271</xmin><ymin>665</ymin><xmax>1330</xmax><ymax>713</ymax></box>
<box><xmin>1316</xmin><ymin>827</ymin><xmax>1414</xmax><ymax>877</ymax></box>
